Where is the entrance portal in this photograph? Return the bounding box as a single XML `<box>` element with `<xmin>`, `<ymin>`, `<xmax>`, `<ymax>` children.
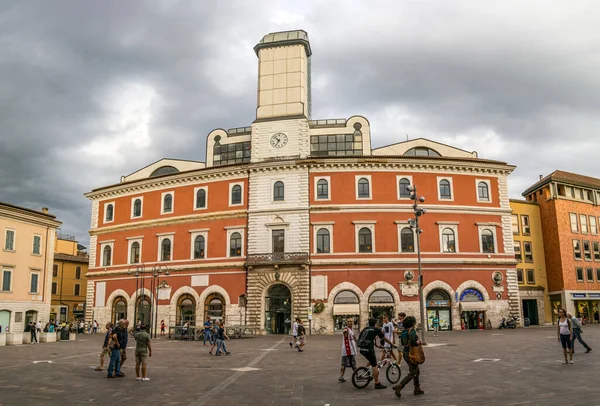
<box><xmin>522</xmin><ymin>299</ymin><xmax>539</xmax><ymax>326</ymax></box>
<box><xmin>265</xmin><ymin>284</ymin><xmax>291</xmax><ymax>334</ymax></box>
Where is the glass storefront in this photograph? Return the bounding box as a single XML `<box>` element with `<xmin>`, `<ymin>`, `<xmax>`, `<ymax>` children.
<box><xmin>333</xmin><ymin>290</ymin><xmax>360</xmax><ymax>333</ymax></box>
<box><xmin>426</xmin><ymin>289</ymin><xmax>452</xmax><ymax>331</ymax></box>
<box><xmin>368</xmin><ymin>289</ymin><xmax>394</xmax><ymax>326</ymax></box>
<box><xmin>459</xmin><ymin>288</ymin><xmax>485</xmax><ymax>330</ymax></box>
<box><xmin>574</xmin><ymin>300</ymin><xmax>599</xmax><ymax>324</ymax></box>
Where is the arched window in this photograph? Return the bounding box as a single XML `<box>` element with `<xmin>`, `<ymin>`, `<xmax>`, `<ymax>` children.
<box><xmin>334</xmin><ymin>290</ymin><xmax>359</xmax><ymax>304</ymax></box>
<box><xmin>196</xmin><ymin>189</ymin><xmax>206</xmax><ymax>209</ymax></box>
<box><xmin>103</xmin><ymin>245</ymin><xmax>112</xmax><ymax>266</ymax></box>
<box><xmin>150</xmin><ymin>166</ymin><xmax>180</xmax><ymax>177</ymax></box>
<box><xmin>177</xmin><ymin>294</ymin><xmax>196</xmax><ymax>326</ymax></box>
<box><xmin>205</xmin><ymin>293</ymin><xmax>224</xmax><ymax>322</ymax></box>
<box><xmin>442</xmin><ymin>228</ymin><xmax>456</xmax><ymax>252</ymax></box>
<box><xmin>400</xmin><ymin>227</ymin><xmax>415</xmax><ymax>252</ymax></box>
<box><xmin>439</xmin><ymin>180</ymin><xmax>452</xmax><ymax>199</ymax></box>
<box><xmin>136</xmin><ymin>296</ymin><xmax>151</xmax><ymax>326</ymax></box>
<box><xmin>133</xmin><ymin>199</ymin><xmax>142</xmax><ymax>217</ymax></box>
<box><xmin>460</xmin><ymin>288</ymin><xmax>484</xmax><ymax>302</ymax></box>
<box><xmin>231</xmin><ymin>185</ymin><xmax>242</xmax><ymax>205</ymax></box>
<box><xmin>358</xmin><ymin>227</ymin><xmax>372</xmax><ymax>253</ymax></box>
<box><xmin>403</xmin><ymin>147</ymin><xmax>441</xmax><ymax>157</ymax></box>
<box><xmin>316</xmin><ymin>228</ymin><xmax>330</xmax><ymax>253</ymax></box>
<box><xmin>427</xmin><ymin>289</ymin><xmax>451</xmax><ymax>302</ymax></box>
<box><xmin>161</xmin><ymin>238</ymin><xmax>171</xmax><ymax>261</ymax></box>
<box><xmin>112</xmin><ymin>297</ymin><xmax>127</xmax><ymax>323</ymax></box>
<box><xmin>230</xmin><ymin>232</ymin><xmax>241</xmax><ymax>257</ymax></box>
<box><xmin>481</xmin><ymin>229</ymin><xmax>495</xmax><ymax>253</ymax></box>
<box><xmin>369</xmin><ymin>289</ymin><xmax>394</xmax><ymax>304</ymax></box>
<box><xmin>478</xmin><ymin>182</ymin><xmax>490</xmax><ymax>201</ymax></box>
<box><xmin>317</xmin><ymin>179</ymin><xmax>329</xmax><ymax>199</ymax></box>
<box><xmin>130</xmin><ymin>242</ymin><xmax>140</xmax><ymax>264</ymax></box>
<box><xmin>105</xmin><ymin>204</ymin><xmax>114</xmax><ymax>222</ymax></box>
<box><xmin>163</xmin><ymin>194</ymin><xmax>173</xmax><ymax>213</ymax></box>
<box><xmin>273</xmin><ymin>181</ymin><xmax>284</xmax><ymax>201</ymax></box>
<box><xmin>194</xmin><ymin>235</ymin><xmax>205</xmax><ymax>259</ymax></box>
<box><xmin>399</xmin><ymin>178</ymin><xmax>411</xmax><ymax>198</ymax></box>
<box><xmin>357</xmin><ymin>178</ymin><xmax>370</xmax><ymax>198</ymax></box>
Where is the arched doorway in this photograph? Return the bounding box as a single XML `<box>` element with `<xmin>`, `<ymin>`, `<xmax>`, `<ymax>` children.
<box><xmin>333</xmin><ymin>290</ymin><xmax>360</xmax><ymax>333</ymax></box>
<box><xmin>265</xmin><ymin>284</ymin><xmax>292</xmax><ymax>334</ymax></box>
<box><xmin>135</xmin><ymin>296</ymin><xmax>151</xmax><ymax>326</ymax></box>
<box><xmin>178</xmin><ymin>294</ymin><xmax>196</xmax><ymax>326</ymax></box>
<box><xmin>460</xmin><ymin>288</ymin><xmax>486</xmax><ymax>330</ymax></box>
<box><xmin>204</xmin><ymin>293</ymin><xmax>225</xmax><ymax>323</ymax></box>
<box><xmin>0</xmin><ymin>310</ymin><xmax>11</xmax><ymax>332</ymax></box>
<box><xmin>426</xmin><ymin>289</ymin><xmax>452</xmax><ymax>331</ymax></box>
<box><xmin>24</xmin><ymin>310</ymin><xmax>38</xmax><ymax>332</ymax></box>
<box><xmin>112</xmin><ymin>297</ymin><xmax>127</xmax><ymax>324</ymax></box>
<box><xmin>369</xmin><ymin>289</ymin><xmax>394</xmax><ymax>325</ymax></box>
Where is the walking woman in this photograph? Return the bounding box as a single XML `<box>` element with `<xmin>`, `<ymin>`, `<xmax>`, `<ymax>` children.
<box><xmin>393</xmin><ymin>316</ymin><xmax>424</xmax><ymax>398</ymax></box>
<box><xmin>557</xmin><ymin>308</ymin><xmax>574</xmax><ymax>364</ymax></box>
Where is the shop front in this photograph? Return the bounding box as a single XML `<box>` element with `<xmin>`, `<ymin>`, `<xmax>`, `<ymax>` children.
<box><xmin>550</xmin><ymin>295</ymin><xmax>562</xmax><ymax>325</ymax></box>
<box><xmin>332</xmin><ymin>290</ymin><xmax>360</xmax><ymax>334</ymax></box>
<box><xmin>459</xmin><ymin>289</ymin><xmax>486</xmax><ymax>330</ymax></box>
<box><xmin>426</xmin><ymin>289</ymin><xmax>452</xmax><ymax>331</ymax></box>
<box><xmin>572</xmin><ymin>293</ymin><xmax>600</xmax><ymax>324</ymax></box>
<box><xmin>368</xmin><ymin>289</ymin><xmax>395</xmax><ymax>325</ymax></box>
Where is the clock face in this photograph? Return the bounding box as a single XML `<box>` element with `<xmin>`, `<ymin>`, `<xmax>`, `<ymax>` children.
<box><xmin>270</xmin><ymin>133</ymin><xmax>288</xmax><ymax>148</ymax></box>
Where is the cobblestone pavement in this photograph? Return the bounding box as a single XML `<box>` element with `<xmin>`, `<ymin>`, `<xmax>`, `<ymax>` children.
<box><xmin>2</xmin><ymin>326</ymin><xmax>600</xmax><ymax>405</ymax></box>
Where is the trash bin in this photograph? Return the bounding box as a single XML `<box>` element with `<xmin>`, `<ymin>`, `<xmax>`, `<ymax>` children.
<box><xmin>524</xmin><ymin>318</ymin><xmax>530</xmax><ymax>327</ymax></box>
<box><xmin>60</xmin><ymin>329</ymin><xmax>70</xmax><ymax>341</ymax></box>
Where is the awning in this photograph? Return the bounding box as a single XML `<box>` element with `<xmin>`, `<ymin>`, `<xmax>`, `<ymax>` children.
<box><xmin>369</xmin><ymin>303</ymin><xmax>394</xmax><ymax>308</ymax></box>
<box><xmin>333</xmin><ymin>304</ymin><xmax>360</xmax><ymax>315</ymax></box>
<box><xmin>460</xmin><ymin>302</ymin><xmax>487</xmax><ymax>311</ymax></box>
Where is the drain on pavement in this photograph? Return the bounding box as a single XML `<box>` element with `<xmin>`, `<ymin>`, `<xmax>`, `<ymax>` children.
<box><xmin>32</xmin><ymin>361</ymin><xmax>54</xmax><ymax>364</ymax></box>
<box><xmin>473</xmin><ymin>358</ymin><xmax>500</xmax><ymax>362</ymax></box>
<box><xmin>230</xmin><ymin>367</ymin><xmax>261</xmax><ymax>372</ymax></box>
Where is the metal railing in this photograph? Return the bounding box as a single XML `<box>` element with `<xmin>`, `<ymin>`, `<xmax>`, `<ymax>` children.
<box><xmin>246</xmin><ymin>252</ymin><xmax>310</xmax><ymax>265</ymax></box>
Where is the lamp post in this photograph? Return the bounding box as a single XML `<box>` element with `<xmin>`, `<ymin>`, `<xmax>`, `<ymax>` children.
<box><xmin>407</xmin><ymin>185</ymin><xmax>427</xmax><ymax>345</ymax></box>
<box><xmin>150</xmin><ymin>265</ymin><xmax>170</xmax><ymax>339</ymax></box>
<box><xmin>128</xmin><ymin>264</ymin><xmax>145</xmax><ymax>329</ymax></box>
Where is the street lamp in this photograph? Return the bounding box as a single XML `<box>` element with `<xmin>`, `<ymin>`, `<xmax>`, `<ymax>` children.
<box><xmin>150</xmin><ymin>265</ymin><xmax>170</xmax><ymax>338</ymax></box>
<box><xmin>127</xmin><ymin>264</ymin><xmax>169</xmax><ymax>338</ymax></box>
<box><xmin>408</xmin><ymin>185</ymin><xmax>427</xmax><ymax>345</ymax></box>
<box><xmin>128</xmin><ymin>264</ymin><xmax>145</xmax><ymax>329</ymax></box>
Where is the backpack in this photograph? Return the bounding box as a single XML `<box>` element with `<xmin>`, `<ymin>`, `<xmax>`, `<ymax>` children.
<box><xmin>357</xmin><ymin>327</ymin><xmax>374</xmax><ymax>350</ymax></box>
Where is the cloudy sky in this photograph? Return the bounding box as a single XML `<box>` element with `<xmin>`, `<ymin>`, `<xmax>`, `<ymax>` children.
<box><xmin>2</xmin><ymin>0</ymin><xmax>600</xmax><ymax>244</ymax></box>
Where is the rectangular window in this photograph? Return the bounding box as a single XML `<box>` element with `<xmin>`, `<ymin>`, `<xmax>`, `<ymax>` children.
<box><xmin>33</xmin><ymin>236</ymin><xmax>41</xmax><ymax>255</ymax></box>
<box><xmin>591</xmin><ymin>216</ymin><xmax>598</xmax><ymax>235</ymax></box>
<box><xmin>4</xmin><ymin>230</ymin><xmax>15</xmax><ymax>251</ymax></box>
<box><xmin>584</xmin><ymin>241</ymin><xmax>592</xmax><ymax>261</ymax></box>
<box><xmin>570</xmin><ymin>187</ymin><xmax>576</xmax><ymax>198</ymax></box>
<box><xmin>526</xmin><ymin>269</ymin><xmax>535</xmax><ymax>284</ymax></box>
<box><xmin>1</xmin><ymin>270</ymin><xmax>11</xmax><ymax>291</ymax></box>
<box><xmin>521</xmin><ymin>216</ymin><xmax>530</xmax><ymax>235</ymax></box>
<box><xmin>74</xmin><ymin>284</ymin><xmax>80</xmax><ymax>296</ymax></box>
<box><xmin>587</xmin><ymin>268</ymin><xmax>594</xmax><ymax>282</ymax></box>
<box><xmin>523</xmin><ymin>241</ymin><xmax>533</xmax><ymax>262</ymax></box>
<box><xmin>272</xmin><ymin>229</ymin><xmax>285</xmax><ymax>253</ymax></box>
<box><xmin>75</xmin><ymin>266</ymin><xmax>81</xmax><ymax>279</ymax></box>
<box><xmin>576</xmin><ymin>267</ymin><xmax>584</xmax><ymax>282</ymax></box>
<box><xmin>517</xmin><ymin>269</ymin><xmax>524</xmax><ymax>284</ymax></box>
<box><xmin>514</xmin><ymin>242</ymin><xmax>522</xmax><ymax>262</ymax></box>
<box><xmin>573</xmin><ymin>240</ymin><xmax>582</xmax><ymax>260</ymax></box>
<box><xmin>594</xmin><ymin>242</ymin><xmax>600</xmax><ymax>261</ymax></box>
<box><xmin>570</xmin><ymin>213</ymin><xmax>579</xmax><ymax>233</ymax></box>
<box><xmin>597</xmin><ymin>269</ymin><xmax>600</xmax><ymax>282</ymax></box>
<box><xmin>580</xmin><ymin>215</ymin><xmax>589</xmax><ymax>234</ymax></box>
<box><xmin>30</xmin><ymin>273</ymin><xmax>39</xmax><ymax>294</ymax></box>
<box><xmin>51</xmin><ymin>282</ymin><xmax>57</xmax><ymax>295</ymax></box>
<box><xmin>53</xmin><ymin>264</ymin><xmax>58</xmax><ymax>277</ymax></box>
<box><xmin>511</xmin><ymin>214</ymin><xmax>520</xmax><ymax>235</ymax></box>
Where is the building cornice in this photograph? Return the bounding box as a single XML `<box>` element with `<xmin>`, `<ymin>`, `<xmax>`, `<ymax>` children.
<box><xmin>0</xmin><ymin>205</ymin><xmax>62</xmax><ymax>228</ymax></box>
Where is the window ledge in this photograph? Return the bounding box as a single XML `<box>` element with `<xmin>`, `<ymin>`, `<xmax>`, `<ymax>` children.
<box><xmin>3</xmin><ymin>249</ymin><xmax>15</xmax><ymax>253</ymax></box>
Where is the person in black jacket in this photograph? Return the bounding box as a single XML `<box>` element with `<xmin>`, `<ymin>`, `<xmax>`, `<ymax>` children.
<box><xmin>113</xmin><ymin>320</ymin><xmax>129</xmax><ymax>375</ymax></box>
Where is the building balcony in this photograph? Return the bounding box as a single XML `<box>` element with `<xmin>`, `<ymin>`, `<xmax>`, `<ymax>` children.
<box><xmin>246</xmin><ymin>252</ymin><xmax>310</xmax><ymax>266</ymax></box>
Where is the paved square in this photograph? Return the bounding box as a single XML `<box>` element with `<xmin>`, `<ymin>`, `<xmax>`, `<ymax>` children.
<box><xmin>2</xmin><ymin>326</ymin><xmax>600</xmax><ymax>405</ymax></box>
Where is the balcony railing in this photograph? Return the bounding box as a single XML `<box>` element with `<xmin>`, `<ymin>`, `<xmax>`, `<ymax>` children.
<box><xmin>246</xmin><ymin>252</ymin><xmax>310</xmax><ymax>266</ymax></box>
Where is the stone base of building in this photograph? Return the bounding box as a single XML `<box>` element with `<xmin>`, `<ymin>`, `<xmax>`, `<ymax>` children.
<box><xmin>39</xmin><ymin>332</ymin><xmax>56</xmax><ymax>343</ymax></box>
<box><xmin>69</xmin><ymin>333</ymin><xmax>77</xmax><ymax>341</ymax></box>
<box><xmin>6</xmin><ymin>332</ymin><xmax>23</xmax><ymax>345</ymax></box>
<box><xmin>0</xmin><ymin>333</ymin><xmax>5</xmax><ymax>346</ymax></box>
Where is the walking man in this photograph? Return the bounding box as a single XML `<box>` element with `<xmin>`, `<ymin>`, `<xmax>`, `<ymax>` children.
<box><xmin>30</xmin><ymin>321</ymin><xmax>38</xmax><ymax>344</ymax></box>
<box><xmin>297</xmin><ymin>319</ymin><xmax>306</xmax><ymax>352</ymax></box>
<box><xmin>568</xmin><ymin>312</ymin><xmax>592</xmax><ymax>354</ymax></box>
<box><xmin>432</xmin><ymin>315</ymin><xmax>440</xmax><ymax>337</ymax></box>
<box><xmin>95</xmin><ymin>322</ymin><xmax>114</xmax><ymax>371</ymax></box>
<box><xmin>215</xmin><ymin>321</ymin><xmax>231</xmax><ymax>356</ymax></box>
<box><xmin>203</xmin><ymin>317</ymin><xmax>212</xmax><ymax>346</ymax></box>
<box><xmin>113</xmin><ymin>320</ymin><xmax>128</xmax><ymax>375</ymax></box>
<box><xmin>134</xmin><ymin>324</ymin><xmax>152</xmax><ymax>381</ymax></box>
<box><xmin>107</xmin><ymin>324</ymin><xmax>122</xmax><ymax>378</ymax></box>
<box><xmin>339</xmin><ymin>318</ymin><xmax>357</xmax><ymax>382</ymax></box>
<box><xmin>381</xmin><ymin>315</ymin><xmax>396</xmax><ymax>361</ymax></box>
<box><xmin>289</xmin><ymin>318</ymin><xmax>299</xmax><ymax>348</ymax></box>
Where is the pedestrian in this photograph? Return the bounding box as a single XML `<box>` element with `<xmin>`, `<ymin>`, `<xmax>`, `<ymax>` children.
<box><xmin>568</xmin><ymin>312</ymin><xmax>591</xmax><ymax>354</ymax></box>
<box><xmin>182</xmin><ymin>321</ymin><xmax>189</xmax><ymax>339</ymax></box>
<box><xmin>93</xmin><ymin>320</ymin><xmax>98</xmax><ymax>334</ymax></box>
<box><xmin>393</xmin><ymin>316</ymin><xmax>424</xmax><ymax>397</ymax></box>
<box><xmin>114</xmin><ymin>319</ymin><xmax>129</xmax><ymax>373</ymax></box>
<box><xmin>215</xmin><ymin>321</ymin><xmax>231</xmax><ymax>356</ymax></box>
<box><xmin>396</xmin><ymin>312</ymin><xmax>406</xmax><ymax>359</ymax></box>
<box><xmin>160</xmin><ymin>319</ymin><xmax>166</xmax><ymax>336</ymax></box>
<box><xmin>297</xmin><ymin>319</ymin><xmax>306</xmax><ymax>352</ymax></box>
<box><xmin>136</xmin><ymin>319</ymin><xmax>141</xmax><ymax>333</ymax></box>
<box><xmin>48</xmin><ymin>323</ymin><xmax>54</xmax><ymax>333</ymax></box>
<box><xmin>289</xmin><ymin>318</ymin><xmax>299</xmax><ymax>348</ymax></box>
<box><xmin>107</xmin><ymin>324</ymin><xmax>123</xmax><ymax>378</ymax></box>
<box><xmin>209</xmin><ymin>322</ymin><xmax>219</xmax><ymax>354</ymax></box>
<box><xmin>30</xmin><ymin>322</ymin><xmax>38</xmax><ymax>344</ymax></box>
<box><xmin>432</xmin><ymin>315</ymin><xmax>440</xmax><ymax>337</ymax></box>
<box><xmin>380</xmin><ymin>315</ymin><xmax>396</xmax><ymax>361</ymax></box>
<box><xmin>339</xmin><ymin>317</ymin><xmax>357</xmax><ymax>382</ymax></box>
<box><xmin>36</xmin><ymin>320</ymin><xmax>42</xmax><ymax>335</ymax></box>
<box><xmin>203</xmin><ymin>317</ymin><xmax>212</xmax><ymax>346</ymax></box>
<box><xmin>79</xmin><ymin>320</ymin><xmax>84</xmax><ymax>334</ymax></box>
<box><xmin>134</xmin><ymin>324</ymin><xmax>152</xmax><ymax>381</ymax></box>
<box><xmin>357</xmin><ymin>318</ymin><xmax>394</xmax><ymax>389</ymax></box>
<box><xmin>557</xmin><ymin>308</ymin><xmax>573</xmax><ymax>364</ymax></box>
<box><xmin>95</xmin><ymin>322</ymin><xmax>114</xmax><ymax>371</ymax></box>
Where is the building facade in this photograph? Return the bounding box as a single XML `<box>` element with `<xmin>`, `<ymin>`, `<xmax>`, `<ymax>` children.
<box><xmin>523</xmin><ymin>171</ymin><xmax>600</xmax><ymax>324</ymax></box>
<box><xmin>510</xmin><ymin>199</ymin><xmax>552</xmax><ymax>325</ymax></box>
<box><xmin>51</xmin><ymin>235</ymin><xmax>89</xmax><ymax>323</ymax></box>
<box><xmin>0</xmin><ymin>202</ymin><xmax>61</xmax><ymax>340</ymax></box>
<box><xmin>85</xmin><ymin>30</ymin><xmax>520</xmax><ymax>334</ymax></box>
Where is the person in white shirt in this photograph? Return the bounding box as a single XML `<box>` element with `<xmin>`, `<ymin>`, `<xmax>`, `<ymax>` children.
<box><xmin>381</xmin><ymin>315</ymin><xmax>397</xmax><ymax>361</ymax></box>
<box><xmin>289</xmin><ymin>318</ymin><xmax>299</xmax><ymax>348</ymax></box>
<box><xmin>339</xmin><ymin>318</ymin><xmax>357</xmax><ymax>382</ymax></box>
<box><xmin>36</xmin><ymin>321</ymin><xmax>42</xmax><ymax>334</ymax></box>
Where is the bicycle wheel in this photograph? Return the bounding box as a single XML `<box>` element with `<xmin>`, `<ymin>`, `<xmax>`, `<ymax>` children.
<box><xmin>352</xmin><ymin>367</ymin><xmax>372</xmax><ymax>389</ymax></box>
<box><xmin>386</xmin><ymin>363</ymin><xmax>401</xmax><ymax>384</ymax></box>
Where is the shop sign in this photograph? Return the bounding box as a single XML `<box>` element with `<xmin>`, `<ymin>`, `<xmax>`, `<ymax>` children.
<box><xmin>307</xmin><ymin>307</ymin><xmax>313</xmax><ymax>321</ymax></box>
<box><xmin>572</xmin><ymin>293</ymin><xmax>587</xmax><ymax>298</ymax></box>
<box><xmin>427</xmin><ymin>300</ymin><xmax>449</xmax><ymax>307</ymax></box>
<box><xmin>588</xmin><ymin>293</ymin><xmax>600</xmax><ymax>299</ymax></box>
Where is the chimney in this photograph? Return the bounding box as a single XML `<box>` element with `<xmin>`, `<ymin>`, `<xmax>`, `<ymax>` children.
<box><xmin>41</xmin><ymin>207</ymin><xmax>49</xmax><ymax>214</ymax></box>
<box><xmin>539</xmin><ymin>175</ymin><xmax>543</xmax><ymax>181</ymax></box>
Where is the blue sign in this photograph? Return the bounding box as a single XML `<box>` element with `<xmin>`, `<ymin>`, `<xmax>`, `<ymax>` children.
<box><xmin>588</xmin><ymin>293</ymin><xmax>600</xmax><ymax>299</ymax></box>
<box><xmin>572</xmin><ymin>293</ymin><xmax>587</xmax><ymax>298</ymax></box>
<box><xmin>460</xmin><ymin>289</ymin><xmax>484</xmax><ymax>301</ymax></box>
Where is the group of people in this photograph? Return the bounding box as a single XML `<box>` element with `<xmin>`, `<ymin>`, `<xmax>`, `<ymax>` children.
<box><xmin>202</xmin><ymin>317</ymin><xmax>231</xmax><ymax>355</ymax></box>
<box><xmin>557</xmin><ymin>308</ymin><xmax>593</xmax><ymax>364</ymax></box>
<box><xmin>339</xmin><ymin>312</ymin><xmax>425</xmax><ymax>398</ymax></box>
<box><xmin>288</xmin><ymin>318</ymin><xmax>307</xmax><ymax>352</ymax></box>
<box><xmin>94</xmin><ymin>319</ymin><xmax>153</xmax><ymax>381</ymax></box>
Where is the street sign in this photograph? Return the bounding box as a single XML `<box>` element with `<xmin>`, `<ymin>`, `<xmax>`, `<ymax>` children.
<box><xmin>307</xmin><ymin>307</ymin><xmax>313</xmax><ymax>320</ymax></box>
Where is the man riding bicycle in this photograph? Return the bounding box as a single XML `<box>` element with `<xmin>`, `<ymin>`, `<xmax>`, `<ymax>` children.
<box><xmin>358</xmin><ymin>318</ymin><xmax>395</xmax><ymax>389</ymax></box>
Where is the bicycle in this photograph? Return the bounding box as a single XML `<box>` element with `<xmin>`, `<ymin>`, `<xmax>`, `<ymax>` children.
<box><xmin>352</xmin><ymin>346</ymin><xmax>402</xmax><ymax>389</ymax></box>
<box><xmin>312</xmin><ymin>325</ymin><xmax>327</xmax><ymax>335</ymax></box>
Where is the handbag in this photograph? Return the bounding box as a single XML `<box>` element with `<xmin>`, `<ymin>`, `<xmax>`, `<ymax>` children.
<box><xmin>408</xmin><ymin>343</ymin><xmax>426</xmax><ymax>365</ymax></box>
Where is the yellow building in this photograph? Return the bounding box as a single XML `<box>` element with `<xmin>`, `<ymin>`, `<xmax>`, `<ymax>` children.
<box><xmin>0</xmin><ymin>202</ymin><xmax>61</xmax><ymax>343</ymax></box>
<box><xmin>51</xmin><ymin>235</ymin><xmax>89</xmax><ymax>323</ymax></box>
<box><xmin>510</xmin><ymin>199</ymin><xmax>553</xmax><ymax>325</ymax></box>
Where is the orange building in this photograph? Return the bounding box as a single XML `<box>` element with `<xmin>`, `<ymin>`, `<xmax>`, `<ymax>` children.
<box><xmin>523</xmin><ymin>171</ymin><xmax>600</xmax><ymax>323</ymax></box>
<box><xmin>85</xmin><ymin>30</ymin><xmax>520</xmax><ymax>334</ymax></box>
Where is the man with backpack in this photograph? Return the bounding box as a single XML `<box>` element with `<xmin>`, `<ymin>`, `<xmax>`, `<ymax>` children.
<box><xmin>357</xmin><ymin>318</ymin><xmax>395</xmax><ymax>389</ymax></box>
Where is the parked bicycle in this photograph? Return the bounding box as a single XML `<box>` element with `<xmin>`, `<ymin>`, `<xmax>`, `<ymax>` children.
<box><xmin>352</xmin><ymin>346</ymin><xmax>401</xmax><ymax>389</ymax></box>
<box><xmin>311</xmin><ymin>325</ymin><xmax>327</xmax><ymax>335</ymax></box>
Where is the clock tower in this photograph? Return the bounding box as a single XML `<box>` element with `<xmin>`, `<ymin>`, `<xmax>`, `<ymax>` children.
<box><xmin>250</xmin><ymin>30</ymin><xmax>312</xmax><ymax>163</ymax></box>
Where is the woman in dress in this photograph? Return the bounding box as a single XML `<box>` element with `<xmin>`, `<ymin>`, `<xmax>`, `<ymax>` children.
<box><xmin>557</xmin><ymin>308</ymin><xmax>573</xmax><ymax>364</ymax></box>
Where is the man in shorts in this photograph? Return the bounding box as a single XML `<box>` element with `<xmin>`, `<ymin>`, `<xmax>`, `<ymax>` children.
<box><xmin>359</xmin><ymin>318</ymin><xmax>394</xmax><ymax>389</ymax></box>
<box><xmin>95</xmin><ymin>322</ymin><xmax>114</xmax><ymax>371</ymax></box>
<box><xmin>381</xmin><ymin>315</ymin><xmax>397</xmax><ymax>362</ymax></box>
<box><xmin>134</xmin><ymin>324</ymin><xmax>152</xmax><ymax>381</ymax></box>
<box><xmin>339</xmin><ymin>318</ymin><xmax>357</xmax><ymax>382</ymax></box>
<box><xmin>290</xmin><ymin>318</ymin><xmax>299</xmax><ymax>348</ymax></box>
